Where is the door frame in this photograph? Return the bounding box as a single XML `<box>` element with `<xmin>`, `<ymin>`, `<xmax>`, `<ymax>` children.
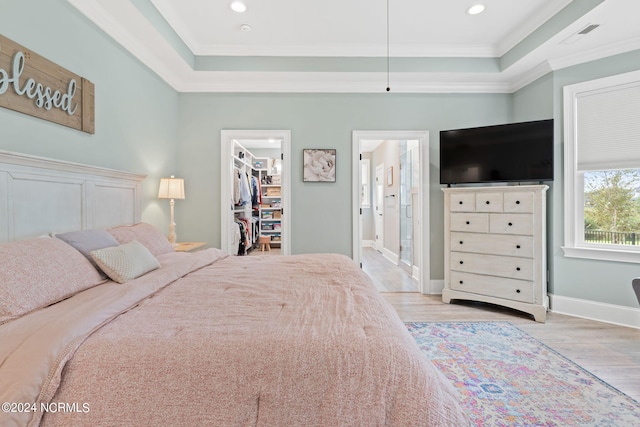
<box><xmin>352</xmin><ymin>130</ymin><xmax>430</xmax><ymax>294</ymax></box>
<box><xmin>374</xmin><ymin>162</ymin><xmax>385</xmax><ymax>252</ymax></box>
<box><xmin>221</xmin><ymin>130</ymin><xmax>291</xmax><ymax>255</ymax></box>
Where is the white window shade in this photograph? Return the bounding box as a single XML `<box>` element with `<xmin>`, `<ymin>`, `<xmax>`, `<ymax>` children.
<box><xmin>576</xmin><ymin>81</ymin><xmax>640</xmax><ymax>171</ymax></box>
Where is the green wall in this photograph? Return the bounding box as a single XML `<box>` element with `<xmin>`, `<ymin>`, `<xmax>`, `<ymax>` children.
<box><xmin>4</xmin><ymin>1</ymin><xmax>640</xmax><ymax>309</ymax></box>
<box><xmin>549</xmin><ymin>49</ymin><xmax>640</xmax><ymax>307</ymax></box>
<box><xmin>176</xmin><ymin>93</ymin><xmax>511</xmax><ymax>279</ymax></box>
<box><xmin>0</xmin><ymin>0</ymin><xmax>179</xmax><ymax>231</ymax></box>
<box><xmin>512</xmin><ymin>51</ymin><xmax>640</xmax><ymax>308</ymax></box>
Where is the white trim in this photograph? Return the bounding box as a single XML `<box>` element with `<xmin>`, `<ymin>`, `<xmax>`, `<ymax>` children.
<box><xmin>352</xmin><ymin>131</ymin><xmax>429</xmax><ymax>294</ymax></box>
<box><xmin>191</xmin><ymin>43</ymin><xmax>497</xmax><ymax>58</ymax></box>
<box><xmin>0</xmin><ymin>150</ymin><xmax>146</xmax><ymax>182</ymax></box>
<box><xmin>360</xmin><ymin>159</ymin><xmax>371</xmax><ymax>208</ymax></box>
<box><xmin>548</xmin><ymin>35</ymin><xmax>640</xmax><ymax>72</ymax></box>
<box><xmin>412</xmin><ymin>265</ymin><xmax>420</xmax><ymax>281</ymax></box>
<box><xmin>220</xmin><ymin>130</ymin><xmax>291</xmax><ymax>256</ymax></box>
<box><xmin>176</xmin><ymin>72</ymin><xmax>514</xmax><ymax>94</ymax></box>
<box><xmin>550</xmin><ymin>294</ymin><xmax>640</xmax><ymax>329</ymax></box>
<box><xmin>561</xmin><ymin>246</ymin><xmax>640</xmax><ymax>264</ymax></box>
<box><xmin>381</xmin><ymin>247</ymin><xmax>399</xmax><ymax>265</ymax></box>
<box><xmin>362</xmin><ymin>239</ymin><xmax>375</xmax><ymax>248</ymax></box>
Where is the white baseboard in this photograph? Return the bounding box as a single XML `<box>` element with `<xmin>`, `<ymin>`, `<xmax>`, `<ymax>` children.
<box><xmin>549</xmin><ymin>294</ymin><xmax>640</xmax><ymax>329</ymax></box>
<box><xmin>382</xmin><ymin>248</ymin><xmax>399</xmax><ymax>265</ymax></box>
<box><xmin>362</xmin><ymin>240</ymin><xmax>375</xmax><ymax>248</ymax></box>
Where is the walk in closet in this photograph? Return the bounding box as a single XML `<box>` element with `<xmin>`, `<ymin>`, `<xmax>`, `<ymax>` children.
<box><xmin>231</xmin><ymin>139</ymin><xmax>283</xmax><ymax>255</ymax></box>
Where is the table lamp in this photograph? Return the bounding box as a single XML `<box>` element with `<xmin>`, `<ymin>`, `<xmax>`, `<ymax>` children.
<box><xmin>158</xmin><ymin>175</ymin><xmax>185</xmax><ymax>244</ymax></box>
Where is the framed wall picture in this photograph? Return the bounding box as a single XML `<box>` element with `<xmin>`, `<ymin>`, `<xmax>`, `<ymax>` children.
<box><xmin>303</xmin><ymin>149</ymin><xmax>336</xmax><ymax>182</ymax></box>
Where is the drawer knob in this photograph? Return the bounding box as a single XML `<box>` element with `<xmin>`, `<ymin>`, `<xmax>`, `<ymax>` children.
<box><xmin>516</xmin><ymin>267</ymin><xmax>521</xmax><ymax>271</ymax></box>
<box><xmin>516</xmin><ymin>245</ymin><xmax>521</xmax><ymax>249</ymax></box>
<box><xmin>459</xmin><ymin>280</ymin><xmax>464</xmax><ymax>284</ymax></box>
<box><xmin>459</xmin><ymin>201</ymin><xmax>463</xmax><ymax>205</ymax></box>
<box><xmin>466</xmin><ymin>221</ymin><xmax>470</xmax><ymax>225</ymax></box>
<box><xmin>516</xmin><ymin>200</ymin><xmax>521</xmax><ymax>204</ymax></box>
<box><xmin>459</xmin><ymin>261</ymin><xmax>464</xmax><ymax>264</ymax></box>
<box><xmin>516</xmin><ymin>289</ymin><xmax>521</xmax><ymax>293</ymax></box>
<box><xmin>508</xmin><ymin>222</ymin><xmax>513</xmax><ymax>226</ymax></box>
<box><xmin>485</xmin><ymin>200</ymin><xmax>490</xmax><ymax>204</ymax></box>
<box><xmin>459</xmin><ymin>241</ymin><xmax>464</xmax><ymax>245</ymax></box>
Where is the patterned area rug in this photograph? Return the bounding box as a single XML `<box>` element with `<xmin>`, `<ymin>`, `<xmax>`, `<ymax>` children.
<box><xmin>406</xmin><ymin>321</ymin><xmax>640</xmax><ymax>426</ymax></box>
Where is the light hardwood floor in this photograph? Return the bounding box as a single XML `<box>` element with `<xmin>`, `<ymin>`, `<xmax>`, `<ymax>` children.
<box><xmin>383</xmin><ymin>293</ymin><xmax>640</xmax><ymax>402</ymax></box>
<box><xmin>361</xmin><ymin>247</ymin><xmax>418</xmax><ymax>292</ymax></box>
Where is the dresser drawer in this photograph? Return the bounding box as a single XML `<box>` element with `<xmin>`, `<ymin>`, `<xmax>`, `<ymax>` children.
<box><xmin>489</xmin><ymin>214</ymin><xmax>534</xmax><ymax>235</ymax></box>
<box><xmin>475</xmin><ymin>192</ymin><xmax>503</xmax><ymax>212</ymax></box>
<box><xmin>504</xmin><ymin>192</ymin><xmax>534</xmax><ymax>213</ymax></box>
<box><xmin>450</xmin><ymin>252</ymin><xmax>534</xmax><ymax>281</ymax></box>
<box><xmin>450</xmin><ymin>271</ymin><xmax>534</xmax><ymax>303</ymax></box>
<box><xmin>450</xmin><ymin>193</ymin><xmax>475</xmax><ymax>212</ymax></box>
<box><xmin>450</xmin><ymin>213</ymin><xmax>489</xmax><ymax>233</ymax></box>
<box><xmin>451</xmin><ymin>232</ymin><xmax>534</xmax><ymax>258</ymax></box>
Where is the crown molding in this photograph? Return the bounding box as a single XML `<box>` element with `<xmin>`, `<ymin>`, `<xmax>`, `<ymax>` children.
<box><xmin>189</xmin><ymin>43</ymin><xmax>497</xmax><ymax>58</ymax></box>
<box><xmin>68</xmin><ymin>0</ymin><xmax>639</xmax><ymax>94</ymax></box>
<box><xmin>495</xmin><ymin>0</ymin><xmax>573</xmax><ymax>56</ymax></box>
<box><xmin>508</xmin><ymin>61</ymin><xmax>555</xmax><ymax>92</ymax></box>
<box><xmin>548</xmin><ymin>35</ymin><xmax>640</xmax><ymax>71</ymax></box>
<box><xmin>172</xmin><ymin>71</ymin><xmax>513</xmax><ymax>93</ymax></box>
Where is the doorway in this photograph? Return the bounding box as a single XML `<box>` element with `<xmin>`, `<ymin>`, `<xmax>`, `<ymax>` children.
<box><xmin>352</xmin><ymin>131</ymin><xmax>430</xmax><ymax>294</ymax></box>
<box><xmin>221</xmin><ymin>130</ymin><xmax>291</xmax><ymax>256</ymax></box>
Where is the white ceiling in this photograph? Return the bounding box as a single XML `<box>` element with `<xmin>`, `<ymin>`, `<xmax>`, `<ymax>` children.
<box><xmin>68</xmin><ymin>0</ymin><xmax>640</xmax><ymax>93</ymax></box>
<box><xmin>151</xmin><ymin>0</ymin><xmax>568</xmax><ymax>57</ymax></box>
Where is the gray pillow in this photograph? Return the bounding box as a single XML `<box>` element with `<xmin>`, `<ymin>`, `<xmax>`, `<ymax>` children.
<box><xmin>56</xmin><ymin>229</ymin><xmax>120</xmax><ymax>278</ymax></box>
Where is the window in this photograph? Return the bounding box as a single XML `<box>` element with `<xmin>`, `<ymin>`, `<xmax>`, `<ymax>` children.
<box><xmin>563</xmin><ymin>70</ymin><xmax>640</xmax><ymax>263</ymax></box>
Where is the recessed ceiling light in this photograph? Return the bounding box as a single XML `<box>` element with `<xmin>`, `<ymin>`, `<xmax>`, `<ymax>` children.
<box><xmin>240</xmin><ymin>24</ymin><xmax>252</xmax><ymax>32</ymax></box>
<box><xmin>467</xmin><ymin>4</ymin><xmax>486</xmax><ymax>15</ymax></box>
<box><xmin>230</xmin><ymin>1</ymin><xmax>246</xmax><ymax>13</ymax></box>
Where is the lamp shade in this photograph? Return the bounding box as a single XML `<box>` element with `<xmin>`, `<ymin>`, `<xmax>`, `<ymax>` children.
<box><xmin>158</xmin><ymin>176</ymin><xmax>185</xmax><ymax>199</ymax></box>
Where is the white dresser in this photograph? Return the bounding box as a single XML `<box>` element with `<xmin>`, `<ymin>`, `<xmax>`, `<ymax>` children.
<box><xmin>442</xmin><ymin>185</ymin><xmax>548</xmax><ymax>322</ymax></box>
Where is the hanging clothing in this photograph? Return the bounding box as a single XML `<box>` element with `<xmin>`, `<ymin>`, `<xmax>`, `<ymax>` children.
<box><xmin>233</xmin><ymin>167</ymin><xmax>242</xmax><ymax>205</ymax></box>
<box><xmin>251</xmin><ymin>175</ymin><xmax>262</xmax><ymax>208</ymax></box>
<box><xmin>231</xmin><ymin>220</ymin><xmax>241</xmax><ymax>254</ymax></box>
<box><xmin>239</xmin><ymin>171</ymin><xmax>251</xmax><ymax>206</ymax></box>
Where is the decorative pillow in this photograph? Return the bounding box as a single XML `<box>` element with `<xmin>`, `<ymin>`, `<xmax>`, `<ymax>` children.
<box><xmin>0</xmin><ymin>237</ymin><xmax>104</xmax><ymax>323</ymax></box>
<box><xmin>90</xmin><ymin>240</ymin><xmax>161</xmax><ymax>284</ymax></box>
<box><xmin>56</xmin><ymin>229</ymin><xmax>120</xmax><ymax>279</ymax></box>
<box><xmin>108</xmin><ymin>223</ymin><xmax>174</xmax><ymax>256</ymax></box>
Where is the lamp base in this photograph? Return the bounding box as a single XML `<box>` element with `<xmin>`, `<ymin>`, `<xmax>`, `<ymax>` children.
<box><xmin>168</xmin><ymin>198</ymin><xmax>177</xmax><ymax>243</ymax></box>
<box><xmin>168</xmin><ymin>222</ymin><xmax>177</xmax><ymax>244</ymax></box>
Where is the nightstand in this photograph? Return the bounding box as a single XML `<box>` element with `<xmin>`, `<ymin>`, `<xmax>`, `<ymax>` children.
<box><xmin>173</xmin><ymin>242</ymin><xmax>207</xmax><ymax>252</ymax></box>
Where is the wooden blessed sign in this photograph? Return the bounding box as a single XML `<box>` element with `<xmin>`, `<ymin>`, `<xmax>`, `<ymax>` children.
<box><xmin>0</xmin><ymin>35</ymin><xmax>95</xmax><ymax>134</ymax></box>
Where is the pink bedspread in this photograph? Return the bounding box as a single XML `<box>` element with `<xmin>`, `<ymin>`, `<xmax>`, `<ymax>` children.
<box><xmin>6</xmin><ymin>252</ymin><xmax>468</xmax><ymax>426</ymax></box>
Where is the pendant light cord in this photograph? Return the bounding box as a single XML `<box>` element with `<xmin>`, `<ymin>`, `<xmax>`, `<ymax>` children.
<box><xmin>386</xmin><ymin>0</ymin><xmax>390</xmax><ymax>92</ymax></box>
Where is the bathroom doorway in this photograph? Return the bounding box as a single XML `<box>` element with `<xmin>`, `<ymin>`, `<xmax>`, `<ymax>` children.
<box><xmin>352</xmin><ymin>131</ymin><xmax>430</xmax><ymax>294</ymax></box>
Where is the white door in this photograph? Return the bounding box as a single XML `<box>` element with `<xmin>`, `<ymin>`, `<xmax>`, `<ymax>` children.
<box><xmin>375</xmin><ymin>163</ymin><xmax>385</xmax><ymax>252</ymax></box>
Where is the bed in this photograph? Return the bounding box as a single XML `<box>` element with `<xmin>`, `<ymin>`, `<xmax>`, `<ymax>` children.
<box><xmin>0</xmin><ymin>151</ymin><xmax>469</xmax><ymax>426</ymax></box>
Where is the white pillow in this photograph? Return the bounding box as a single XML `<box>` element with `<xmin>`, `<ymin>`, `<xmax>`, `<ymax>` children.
<box><xmin>90</xmin><ymin>240</ymin><xmax>160</xmax><ymax>284</ymax></box>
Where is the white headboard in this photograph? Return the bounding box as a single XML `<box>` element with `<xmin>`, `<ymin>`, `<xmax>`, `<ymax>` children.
<box><xmin>0</xmin><ymin>150</ymin><xmax>146</xmax><ymax>242</ymax></box>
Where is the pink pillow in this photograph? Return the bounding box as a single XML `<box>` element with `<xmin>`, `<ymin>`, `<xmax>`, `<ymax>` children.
<box><xmin>108</xmin><ymin>223</ymin><xmax>174</xmax><ymax>257</ymax></box>
<box><xmin>0</xmin><ymin>237</ymin><xmax>105</xmax><ymax>323</ymax></box>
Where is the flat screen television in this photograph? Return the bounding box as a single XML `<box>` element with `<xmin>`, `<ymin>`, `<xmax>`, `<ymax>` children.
<box><xmin>439</xmin><ymin>119</ymin><xmax>554</xmax><ymax>185</ymax></box>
